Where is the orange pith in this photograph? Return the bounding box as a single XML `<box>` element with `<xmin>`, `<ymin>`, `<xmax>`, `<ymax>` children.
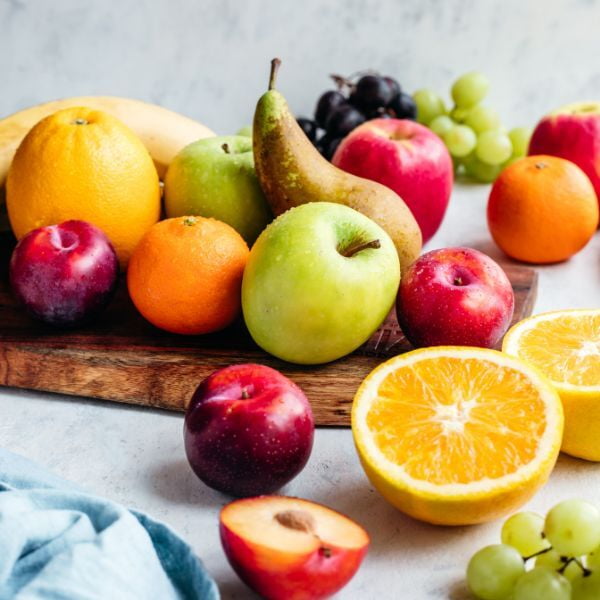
<box><xmin>366</xmin><ymin>356</ymin><xmax>547</xmax><ymax>485</ymax></box>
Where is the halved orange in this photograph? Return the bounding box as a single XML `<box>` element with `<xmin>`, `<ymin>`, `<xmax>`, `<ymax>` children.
<box><xmin>503</xmin><ymin>309</ymin><xmax>600</xmax><ymax>461</ymax></box>
<box><xmin>351</xmin><ymin>347</ymin><xmax>563</xmax><ymax>525</ymax></box>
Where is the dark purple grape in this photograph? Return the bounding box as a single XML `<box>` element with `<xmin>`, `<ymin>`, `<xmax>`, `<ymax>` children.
<box><xmin>388</xmin><ymin>92</ymin><xmax>417</xmax><ymax>120</ymax></box>
<box><xmin>297</xmin><ymin>117</ymin><xmax>318</xmax><ymax>142</ymax></box>
<box><xmin>365</xmin><ymin>107</ymin><xmax>391</xmax><ymax>120</ymax></box>
<box><xmin>314</xmin><ymin>91</ymin><xmax>347</xmax><ymax>128</ymax></box>
<box><xmin>383</xmin><ymin>76</ymin><xmax>401</xmax><ymax>102</ymax></box>
<box><xmin>317</xmin><ymin>134</ymin><xmax>343</xmax><ymax>160</ymax></box>
<box><xmin>325</xmin><ymin>104</ymin><xmax>365</xmax><ymax>137</ymax></box>
<box><xmin>352</xmin><ymin>75</ymin><xmax>394</xmax><ymax>111</ymax></box>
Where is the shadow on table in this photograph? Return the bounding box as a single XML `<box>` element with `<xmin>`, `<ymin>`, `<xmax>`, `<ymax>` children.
<box><xmin>146</xmin><ymin>458</ymin><xmax>228</xmax><ymax>510</ymax></box>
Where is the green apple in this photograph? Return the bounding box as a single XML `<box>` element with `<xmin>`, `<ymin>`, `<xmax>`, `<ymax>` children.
<box><xmin>242</xmin><ymin>202</ymin><xmax>401</xmax><ymax>365</ymax></box>
<box><xmin>164</xmin><ymin>135</ymin><xmax>271</xmax><ymax>244</ymax></box>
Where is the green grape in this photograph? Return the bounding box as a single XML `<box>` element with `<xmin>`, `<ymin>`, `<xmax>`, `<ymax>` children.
<box><xmin>475</xmin><ymin>130</ymin><xmax>513</xmax><ymax>165</ymax></box>
<box><xmin>451</xmin><ymin>71</ymin><xmax>490</xmax><ymax>108</ymax></box>
<box><xmin>463</xmin><ymin>153</ymin><xmax>503</xmax><ymax>183</ymax></box>
<box><xmin>508</xmin><ymin>126</ymin><xmax>533</xmax><ymax>157</ymax></box>
<box><xmin>545</xmin><ymin>500</ymin><xmax>600</xmax><ymax>556</ymax></box>
<box><xmin>236</xmin><ymin>125</ymin><xmax>252</xmax><ymax>137</ymax></box>
<box><xmin>450</xmin><ymin>106</ymin><xmax>469</xmax><ymax>123</ymax></box>
<box><xmin>572</xmin><ymin>569</ymin><xmax>600</xmax><ymax>599</ymax></box>
<box><xmin>501</xmin><ymin>511</ymin><xmax>550</xmax><ymax>557</ymax></box>
<box><xmin>466</xmin><ymin>544</ymin><xmax>524</xmax><ymax>600</ymax></box>
<box><xmin>413</xmin><ymin>89</ymin><xmax>446</xmax><ymax>125</ymax></box>
<box><xmin>443</xmin><ymin>125</ymin><xmax>477</xmax><ymax>157</ymax></box>
<box><xmin>429</xmin><ymin>115</ymin><xmax>455</xmax><ymax>138</ymax></box>
<box><xmin>465</xmin><ymin>105</ymin><xmax>501</xmax><ymax>133</ymax></box>
<box><xmin>586</xmin><ymin>544</ymin><xmax>600</xmax><ymax>568</ymax></box>
<box><xmin>535</xmin><ymin>550</ymin><xmax>584</xmax><ymax>581</ymax></box>
<box><xmin>513</xmin><ymin>567</ymin><xmax>571</xmax><ymax>600</ymax></box>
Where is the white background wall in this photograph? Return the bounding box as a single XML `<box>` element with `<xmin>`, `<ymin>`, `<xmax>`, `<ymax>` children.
<box><xmin>1</xmin><ymin>0</ymin><xmax>600</xmax><ymax>134</ymax></box>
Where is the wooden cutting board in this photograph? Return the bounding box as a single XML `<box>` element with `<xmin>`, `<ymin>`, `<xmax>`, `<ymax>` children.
<box><xmin>0</xmin><ymin>232</ymin><xmax>538</xmax><ymax>426</ymax></box>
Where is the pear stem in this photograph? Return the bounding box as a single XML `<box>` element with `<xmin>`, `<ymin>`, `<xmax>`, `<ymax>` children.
<box><xmin>340</xmin><ymin>239</ymin><xmax>381</xmax><ymax>258</ymax></box>
<box><xmin>269</xmin><ymin>58</ymin><xmax>281</xmax><ymax>91</ymax></box>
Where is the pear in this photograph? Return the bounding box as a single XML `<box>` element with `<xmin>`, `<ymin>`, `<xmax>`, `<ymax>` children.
<box><xmin>253</xmin><ymin>58</ymin><xmax>422</xmax><ymax>272</ymax></box>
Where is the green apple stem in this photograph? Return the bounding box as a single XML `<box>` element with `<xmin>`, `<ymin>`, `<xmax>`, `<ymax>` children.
<box><xmin>340</xmin><ymin>239</ymin><xmax>381</xmax><ymax>258</ymax></box>
<box><xmin>269</xmin><ymin>58</ymin><xmax>281</xmax><ymax>91</ymax></box>
<box><xmin>222</xmin><ymin>143</ymin><xmax>231</xmax><ymax>154</ymax></box>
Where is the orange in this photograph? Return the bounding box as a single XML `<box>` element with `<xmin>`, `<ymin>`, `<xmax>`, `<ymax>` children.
<box><xmin>503</xmin><ymin>309</ymin><xmax>600</xmax><ymax>461</ymax></box>
<box><xmin>351</xmin><ymin>346</ymin><xmax>563</xmax><ymax>525</ymax></box>
<box><xmin>6</xmin><ymin>107</ymin><xmax>160</xmax><ymax>267</ymax></box>
<box><xmin>127</xmin><ymin>216</ymin><xmax>249</xmax><ymax>335</ymax></box>
<box><xmin>487</xmin><ymin>155</ymin><xmax>598</xmax><ymax>263</ymax></box>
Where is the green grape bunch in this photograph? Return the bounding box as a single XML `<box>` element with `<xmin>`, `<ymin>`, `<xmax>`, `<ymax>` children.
<box><xmin>466</xmin><ymin>499</ymin><xmax>600</xmax><ymax>600</ymax></box>
<box><xmin>412</xmin><ymin>71</ymin><xmax>532</xmax><ymax>184</ymax></box>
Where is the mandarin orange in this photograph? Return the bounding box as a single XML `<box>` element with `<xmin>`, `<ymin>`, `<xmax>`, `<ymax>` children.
<box><xmin>487</xmin><ymin>155</ymin><xmax>598</xmax><ymax>263</ymax></box>
<box><xmin>127</xmin><ymin>216</ymin><xmax>249</xmax><ymax>335</ymax></box>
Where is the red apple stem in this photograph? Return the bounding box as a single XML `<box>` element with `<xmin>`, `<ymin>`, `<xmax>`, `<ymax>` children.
<box><xmin>269</xmin><ymin>58</ymin><xmax>281</xmax><ymax>91</ymax></box>
<box><xmin>454</xmin><ymin>277</ymin><xmax>463</xmax><ymax>286</ymax></box>
<box><xmin>240</xmin><ymin>387</ymin><xmax>250</xmax><ymax>399</ymax></box>
<box><xmin>222</xmin><ymin>143</ymin><xmax>230</xmax><ymax>154</ymax></box>
<box><xmin>339</xmin><ymin>239</ymin><xmax>381</xmax><ymax>258</ymax></box>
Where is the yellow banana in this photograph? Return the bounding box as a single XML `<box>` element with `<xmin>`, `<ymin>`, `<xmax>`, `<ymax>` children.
<box><xmin>0</xmin><ymin>96</ymin><xmax>215</xmax><ymax>193</ymax></box>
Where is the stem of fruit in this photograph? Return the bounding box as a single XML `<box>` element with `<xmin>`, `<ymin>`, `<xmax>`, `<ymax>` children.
<box><xmin>522</xmin><ymin>547</ymin><xmax>552</xmax><ymax>562</ymax></box>
<box><xmin>269</xmin><ymin>58</ymin><xmax>281</xmax><ymax>91</ymax></box>
<box><xmin>562</xmin><ymin>557</ymin><xmax>591</xmax><ymax>577</ymax></box>
<box><xmin>240</xmin><ymin>387</ymin><xmax>250</xmax><ymax>399</ymax></box>
<box><xmin>340</xmin><ymin>239</ymin><xmax>381</xmax><ymax>258</ymax></box>
<box><xmin>222</xmin><ymin>143</ymin><xmax>230</xmax><ymax>154</ymax></box>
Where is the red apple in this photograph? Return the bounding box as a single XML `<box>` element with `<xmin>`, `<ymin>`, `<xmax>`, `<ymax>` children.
<box><xmin>220</xmin><ymin>496</ymin><xmax>369</xmax><ymax>600</ymax></box>
<box><xmin>397</xmin><ymin>247</ymin><xmax>515</xmax><ymax>348</ymax></box>
<box><xmin>184</xmin><ymin>364</ymin><xmax>314</xmax><ymax>497</ymax></box>
<box><xmin>9</xmin><ymin>220</ymin><xmax>119</xmax><ymax>327</ymax></box>
<box><xmin>529</xmin><ymin>102</ymin><xmax>600</xmax><ymax>209</ymax></box>
<box><xmin>332</xmin><ymin>118</ymin><xmax>453</xmax><ymax>243</ymax></box>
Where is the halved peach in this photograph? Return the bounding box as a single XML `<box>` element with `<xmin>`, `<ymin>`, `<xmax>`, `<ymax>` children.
<box><xmin>220</xmin><ymin>496</ymin><xmax>369</xmax><ymax>599</ymax></box>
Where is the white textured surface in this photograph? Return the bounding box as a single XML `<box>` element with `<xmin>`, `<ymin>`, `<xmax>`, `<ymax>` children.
<box><xmin>2</xmin><ymin>1</ymin><xmax>600</xmax><ymax>597</ymax></box>
<box><xmin>1</xmin><ymin>0</ymin><xmax>600</xmax><ymax>134</ymax></box>
<box><xmin>2</xmin><ymin>186</ymin><xmax>600</xmax><ymax>599</ymax></box>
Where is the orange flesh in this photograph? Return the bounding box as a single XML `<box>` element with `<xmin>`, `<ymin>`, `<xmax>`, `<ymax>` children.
<box><xmin>221</xmin><ymin>497</ymin><xmax>368</xmax><ymax>553</ymax></box>
<box><xmin>366</xmin><ymin>357</ymin><xmax>548</xmax><ymax>485</ymax></box>
<box><xmin>515</xmin><ymin>314</ymin><xmax>600</xmax><ymax>387</ymax></box>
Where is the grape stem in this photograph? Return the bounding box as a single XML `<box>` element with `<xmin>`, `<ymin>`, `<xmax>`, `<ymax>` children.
<box><xmin>562</xmin><ymin>557</ymin><xmax>592</xmax><ymax>577</ymax></box>
<box><xmin>522</xmin><ymin>546</ymin><xmax>552</xmax><ymax>562</ymax></box>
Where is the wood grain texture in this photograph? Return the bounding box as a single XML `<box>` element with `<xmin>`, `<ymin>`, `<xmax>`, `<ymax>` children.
<box><xmin>0</xmin><ymin>233</ymin><xmax>538</xmax><ymax>425</ymax></box>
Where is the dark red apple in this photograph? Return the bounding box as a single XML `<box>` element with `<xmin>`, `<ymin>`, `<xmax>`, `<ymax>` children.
<box><xmin>332</xmin><ymin>118</ymin><xmax>453</xmax><ymax>243</ymax></box>
<box><xmin>397</xmin><ymin>247</ymin><xmax>515</xmax><ymax>348</ymax></box>
<box><xmin>529</xmin><ymin>102</ymin><xmax>600</xmax><ymax>209</ymax></box>
<box><xmin>9</xmin><ymin>220</ymin><xmax>119</xmax><ymax>327</ymax></box>
<box><xmin>184</xmin><ymin>364</ymin><xmax>314</xmax><ymax>497</ymax></box>
<box><xmin>220</xmin><ymin>496</ymin><xmax>369</xmax><ymax>600</ymax></box>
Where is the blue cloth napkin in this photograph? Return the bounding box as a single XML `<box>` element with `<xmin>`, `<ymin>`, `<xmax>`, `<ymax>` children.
<box><xmin>0</xmin><ymin>449</ymin><xmax>219</xmax><ymax>599</ymax></box>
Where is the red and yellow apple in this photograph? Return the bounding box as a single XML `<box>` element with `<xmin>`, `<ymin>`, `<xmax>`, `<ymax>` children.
<box><xmin>220</xmin><ymin>496</ymin><xmax>369</xmax><ymax>600</ymax></box>
<box><xmin>332</xmin><ymin>118</ymin><xmax>453</xmax><ymax>243</ymax></box>
<box><xmin>184</xmin><ymin>364</ymin><xmax>314</xmax><ymax>497</ymax></box>
<box><xmin>529</xmin><ymin>102</ymin><xmax>600</xmax><ymax>209</ymax></box>
<box><xmin>397</xmin><ymin>247</ymin><xmax>515</xmax><ymax>348</ymax></box>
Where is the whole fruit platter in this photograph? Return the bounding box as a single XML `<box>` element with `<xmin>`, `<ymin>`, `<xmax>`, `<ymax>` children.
<box><xmin>0</xmin><ymin>57</ymin><xmax>599</xmax><ymax>599</ymax></box>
